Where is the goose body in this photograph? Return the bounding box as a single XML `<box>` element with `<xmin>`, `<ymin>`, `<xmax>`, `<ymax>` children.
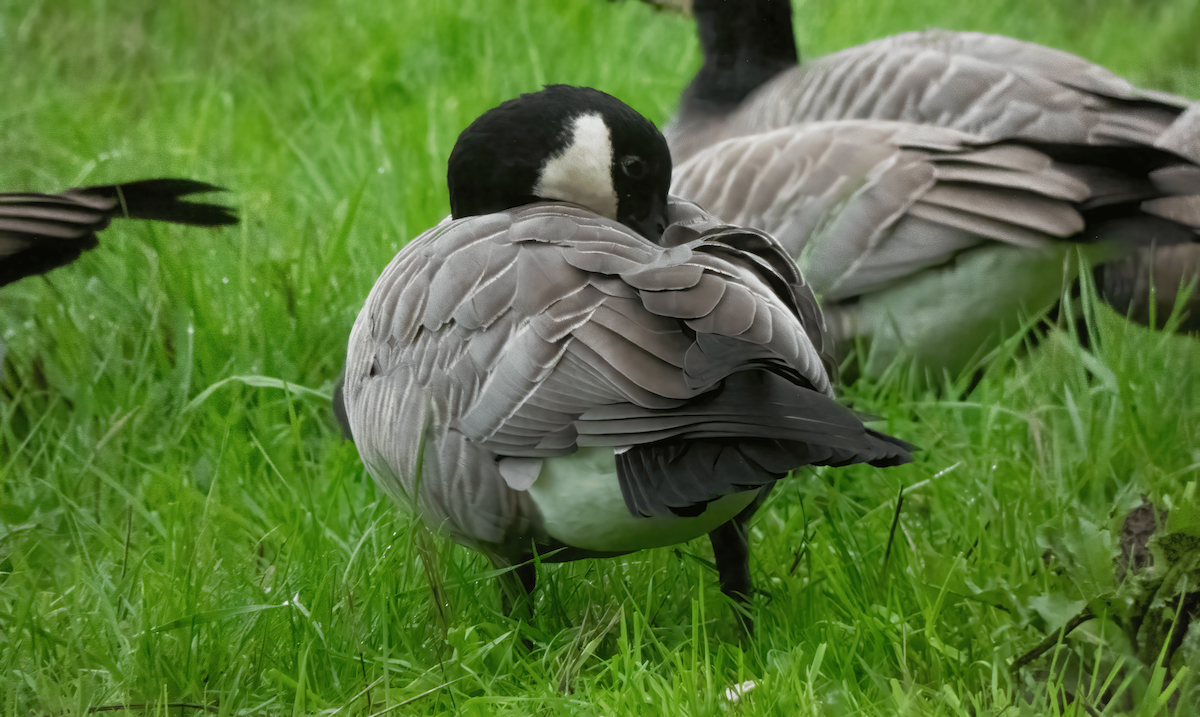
<box><xmin>343</xmin><ymin>86</ymin><xmax>911</xmax><ymax>616</ymax></box>
<box><xmin>670</xmin><ymin>119</ymin><xmax>1183</xmax><ymax>373</ymax></box>
<box><xmin>658</xmin><ymin>0</ymin><xmax>1200</xmax><ymax>377</ymax></box>
<box><xmin>0</xmin><ymin>178</ymin><xmax>237</xmax><ymax>287</ymax></box>
<box><xmin>345</xmin><ymin>198</ymin><xmax>907</xmax><ymax>556</ymax></box>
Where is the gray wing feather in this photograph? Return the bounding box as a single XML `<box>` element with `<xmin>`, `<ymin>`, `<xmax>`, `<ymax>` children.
<box><xmin>931</xmin><ymin>164</ymin><xmax>1088</xmax><ymax>201</ymax></box>
<box><xmin>0</xmin><ymin>207</ymin><xmax>108</xmax><ymax>238</ymax></box>
<box><xmin>1142</xmin><ymin>196</ymin><xmax>1200</xmax><ymax>227</ymax></box>
<box><xmin>734</xmin><ymin>31</ymin><xmax>1186</xmax><ymax>149</ymax></box>
<box><xmin>1150</xmin><ymin>165</ymin><xmax>1200</xmax><ymax>195</ymax></box>
<box><xmin>1156</xmin><ymin>103</ymin><xmax>1200</xmax><ymax>164</ymax></box>
<box><xmin>919</xmin><ymin>185</ymin><xmax>1084</xmax><ymax>236</ymax></box>
<box><xmin>673</xmin><ymin>121</ymin><xmax>1090</xmax><ymax>301</ymax></box>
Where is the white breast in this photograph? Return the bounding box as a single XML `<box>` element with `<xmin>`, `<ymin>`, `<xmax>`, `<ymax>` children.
<box><xmin>527</xmin><ymin>446</ymin><xmax>760</xmax><ymax>553</ymax></box>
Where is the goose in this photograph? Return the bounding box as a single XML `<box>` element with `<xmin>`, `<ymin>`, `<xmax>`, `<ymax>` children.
<box><xmin>648</xmin><ymin>0</ymin><xmax>1200</xmax><ymax>379</ymax></box>
<box><xmin>342</xmin><ymin>85</ymin><xmax>912</xmax><ymax>624</ymax></box>
<box><xmin>0</xmin><ymin>178</ymin><xmax>237</xmax><ymax>287</ymax></box>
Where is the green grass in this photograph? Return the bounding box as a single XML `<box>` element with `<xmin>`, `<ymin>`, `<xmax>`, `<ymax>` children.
<box><xmin>2</xmin><ymin>0</ymin><xmax>1200</xmax><ymax>714</ymax></box>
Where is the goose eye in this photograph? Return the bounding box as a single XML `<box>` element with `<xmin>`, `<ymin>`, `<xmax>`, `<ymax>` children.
<box><xmin>621</xmin><ymin>155</ymin><xmax>647</xmax><ymax>180</ymax></box>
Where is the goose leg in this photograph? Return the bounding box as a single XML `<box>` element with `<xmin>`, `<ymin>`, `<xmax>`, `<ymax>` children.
<box><xmin>494</xmin><ymin>557</ymin><xmax>539</xmax><ymax>651</ymax></box>
<box><xmin>710</xmin><ymin>520</ymin><xmax>752</xmax><ymax>631</ymax></box>
<box><xmin>708</xmin><ymin>486</ymin><xmax>773</xmax><ymax>635</ymax></box>
<box><xmin>495</xmin><ymin>556</ymin><xmax>537</xmax><ymax>618</ymax></box>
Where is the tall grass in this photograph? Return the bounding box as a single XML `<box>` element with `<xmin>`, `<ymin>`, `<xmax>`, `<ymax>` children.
<box><xmin>2</xmin><ymin>0</ymin><xmax>1199</xmax><ymax>714</ymax></box>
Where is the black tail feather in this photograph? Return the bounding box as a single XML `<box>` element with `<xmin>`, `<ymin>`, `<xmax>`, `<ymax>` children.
<box><xmin>1</xmin><ymin>177</ymin><xmax>236</xmax><ymax>287</ymax></box>
<box><xmin>72</xmin><ymin>179</ymin><xmax>238</xmax><ymax>227</ymax></box>
<box><xmin>607</xmin><ymin>372</ymin><xmax>915</xmax><ymax>517</ymax></box>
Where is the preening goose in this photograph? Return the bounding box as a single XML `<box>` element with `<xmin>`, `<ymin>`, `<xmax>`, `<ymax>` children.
<box><xmin>0</xmin><ymin>178</ymin><xmax>237</xmax><ymax>287</ymax></box>
<box><xmin>342</xmin><ymin>85</ymin><xmax>912</xmax><ymax>621</ymax></box>
<box><xmin>653</xmin><ymin>0</ymin><xmax>1200</xmax><ymax>378</ymax></box>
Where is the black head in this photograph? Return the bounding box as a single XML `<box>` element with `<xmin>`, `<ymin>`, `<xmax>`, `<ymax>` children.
<box><xmin>447</xmin><ymin>85</ymin><xmax>672</xmax><ymax>243</ymax></box>
<box><xmin>681</xmin><ymin>0</ymin><xmax>799</xmax><ymax>115</ymax></box>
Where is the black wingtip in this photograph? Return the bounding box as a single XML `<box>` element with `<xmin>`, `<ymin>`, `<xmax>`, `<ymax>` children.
<box><xmin>0</xmin><ymin>177</ymin><xmax>238</xmax><ymax>286</ymax></box>
<box><xmin>73</xmin><ymin>178</ymin><xmax>239</xmax><ymax>227</ymax></box>
<box><xmin>864</xmin><ymin>429</ymin><xmax>917</xmax><ymax>467</ymax></box>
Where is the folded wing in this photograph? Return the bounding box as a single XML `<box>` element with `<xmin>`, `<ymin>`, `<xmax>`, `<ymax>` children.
<box><xmin>672</xmin><ymin>121</ymin><xmax>1098</xmax><ymax>301</ymax></box>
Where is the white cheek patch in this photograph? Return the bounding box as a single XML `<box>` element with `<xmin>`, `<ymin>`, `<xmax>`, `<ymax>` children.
<box><xmin>534</xmin><ymin>113</ymin><xmax>618</xmax><ymax>220</ymax></box>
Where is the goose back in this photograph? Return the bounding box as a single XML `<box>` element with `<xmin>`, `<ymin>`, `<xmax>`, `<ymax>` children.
<box><xmin>668</xmin><ymin>30</ymin><xmax>1195</xmax><ymax>165</ymax></box>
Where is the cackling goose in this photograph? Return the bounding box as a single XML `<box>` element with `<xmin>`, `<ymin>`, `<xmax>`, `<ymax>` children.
<box><xmin>342</xmin><ymin>85</ymin><xmax>912</xmax><ymax>623</ymax></box>
<box><xmin>651</xmin><ymin>0</ymin><xmax>1200</xmax><ymax>378</ymax></box>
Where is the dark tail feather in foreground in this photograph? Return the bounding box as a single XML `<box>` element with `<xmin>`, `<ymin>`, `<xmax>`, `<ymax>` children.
<box><xmin>0</xmin><ymin>178</ymin><xmax>237</xmax><ymax>287</ymax></box>
<box><xmin>576</xmin><ymin>371</ymin><xmax>915</xmax><ymax>518</ymax></box>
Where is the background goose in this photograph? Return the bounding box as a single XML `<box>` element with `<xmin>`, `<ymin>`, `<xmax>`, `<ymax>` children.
<box><xmin>650</xmin><ymin>0</ymin><xmax>1200</xmax><ymax>379</ymax></box>
<box><xmin>342</xmin><ymin>85</ymin><xmax>912</xmax><ymax>621</ymax></box>
<box><xmin>0</xmin><ymin>178</ymin><xmax>237</xmax><ymax>287</ymax></box>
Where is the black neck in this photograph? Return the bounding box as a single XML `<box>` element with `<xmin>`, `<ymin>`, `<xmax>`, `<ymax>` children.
<box><xmin>679</xmin><ymin>0</ymin><xmax>798</xmax><ymax>116</ymax></box>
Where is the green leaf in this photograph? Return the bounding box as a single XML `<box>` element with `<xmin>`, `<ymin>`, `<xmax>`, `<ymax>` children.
<box><xmin>183</xmin><ymin>374</ymin><xmax>332</xmax><ymax>413</ymax></box>
<box><xmin>1037</xmin><ymin>513</ymin><xmax>1118</xmax><ymax>601</ymax></box>
<box><xmin>1148</xmin><ymin>483</ymin><xmax>1200</xmax><ymax>572</ymax></box>
<box><xmin>151</xmin><ymin>602</ymin><xmax>289</xmax><ymax>632</ymax></box>
<box><xmin>1164</xmin><ymin>482</ymin><xmax>1200</xmax><ymax>540</ymax></box>
<box><xmin>0</xmin><ymin>503</ymin><xmax>34</xmax><ymax>526</ymax></box>
<box><xmin>1028</xmin><ymin>592</ymin><xmax>1088</xmax><ymax>633</ymax></box>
